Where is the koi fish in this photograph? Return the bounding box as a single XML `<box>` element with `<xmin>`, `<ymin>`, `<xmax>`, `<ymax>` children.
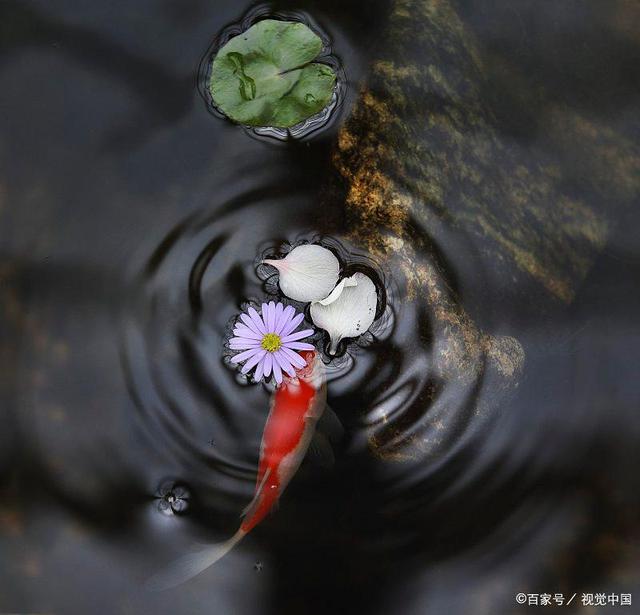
<box><xmin>148</xmin><ymin>350</ymin><xmax>327</xmax><ymax>590</ymax></box>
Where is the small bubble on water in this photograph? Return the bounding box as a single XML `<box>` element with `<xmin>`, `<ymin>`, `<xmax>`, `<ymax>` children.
<box><xmin>254</xmin><ymin>561</ymin><xmax>263</xmax><ymax>572</ymax></box>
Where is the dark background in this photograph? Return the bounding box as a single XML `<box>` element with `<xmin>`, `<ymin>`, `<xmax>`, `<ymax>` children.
<box><xmin>1</xmin><ymin>1</ymin><xmax>638</xmax><ymax>614</ymax></box>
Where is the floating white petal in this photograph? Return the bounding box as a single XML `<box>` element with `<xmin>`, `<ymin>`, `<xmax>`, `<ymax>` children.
<box><xmin>318</xmin><ymin>275</ymin><xmax>358</xmax><ymax>306</ymax></box>
<box><xmin>263</xmin><ymin>244</ymin><xmax>340</xmax><ymax>302</ymax></box>
<box><xmin>310</xmin><ymin>272</ymin><xmax>377</xmax><ymax>354</ymax></box>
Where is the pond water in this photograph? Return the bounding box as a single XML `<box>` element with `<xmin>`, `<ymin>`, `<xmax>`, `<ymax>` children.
<box><xmin>1</xmin><ymin>1</ymin><xmax>639</xmax><ymax>614</ymax></box>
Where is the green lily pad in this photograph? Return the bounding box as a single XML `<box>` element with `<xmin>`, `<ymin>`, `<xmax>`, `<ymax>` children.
<box><xmin>209</xmin><ymin>19</ymin><xmax>337</xmax><ymax>128</ymax></box>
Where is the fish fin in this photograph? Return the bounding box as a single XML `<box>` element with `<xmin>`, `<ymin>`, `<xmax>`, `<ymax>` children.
<box><xmin>307</xmin><ymin>432</ymin><xmax>335</xmax><ymax>469</ymax></box>
<box><xmin>317</xmin><ymin>404</ymin><xmax>344</xmax><ymax>442</ymax></box>
<box><xmin>146</xmin><ymin>530</ymin><xmax>245</xmax><ymax>591</ymax></box>
<box><xmin>241</xmin><ymin>467</ymin><xmax>272</xmax><ymax>518</ymax></box>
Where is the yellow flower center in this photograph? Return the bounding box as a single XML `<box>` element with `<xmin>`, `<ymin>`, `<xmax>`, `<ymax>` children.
<box><xmin>261</xmin><ymin>333</ymin><xmax>282</xmax><ymax>352</ymax></box>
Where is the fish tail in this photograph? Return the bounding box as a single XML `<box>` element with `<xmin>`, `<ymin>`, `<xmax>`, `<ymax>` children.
<box><xmin>146</xmin><ymin>529</ymin><xmax>246</xmax><ymax>591</ymax></box>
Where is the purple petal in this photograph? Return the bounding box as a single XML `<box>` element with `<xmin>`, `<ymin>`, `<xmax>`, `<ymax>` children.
<box><xmin>229</xmin><ymin>344</ymin><xmax>261</xmax><ymax>352</ymax></box>
<box><xmin>284</xmin><ymin>341</ymin><xmax>315</xmax><ymax>351</ymax></box>
<box><xmin>253</xmin><ymin>356</ymin><xmax>266</xmax><ymax>381</ymax></box>
<box><xmin>275</xmin><ymin>305</ymin><xmax>295</xmax><ymax>334</ymax></box>
<box><xmin>279</xmin><ymin>346</ymin><xmax>307</xmax><ymax>369</ymax></box>
<box><xmin>241</xmin><ymin>349</ymin><xmax>266</xmax><ymax>374</ymax></box>
<box><xmin>233</xmin><ymin>325</ymin><xmax>262</xmax><ymax>340</ymax></box>
<box><xmin>271</xmin><ymin>357</ymin><xmax>282</xmax><ymax>384</ymax></box>
<box><xmin>229</xmin><ymin>337</ymin><xmax>262</xmax><ymax>349</ymax></box>
<box><xmin>280</xmin><ymin>312</ymin><xmax>304</xmax><ymax>337</ymax></box>
<box><xmin>238</xmin><ymin>314</ymin><xmax>260</xmax><ymax>335</ymax></box>
<box><xmin>267</xmin><ymin>302</ymin><xmax>277</xmax><ymax>332</ymax></box>
<box><xmin>263</xmin><ymin>353</ymin><xmax>273</xmax><ymax>378</ymax></box>
<box><xmin>231</xmin><ymin>347</ymin><xmax>261</xmax><ymax>364</ymax></box>
<box><xmin>261</xmin><ymin>303</ymin><xmax>271</xmax><ymax>333</ymax></box>
<box><xmin>270</xmin><ymin>301</ymin><xmax>279</xmax><ymax>332</ymax></box>
<box><xmin>281</xmin><ymin>329</ymin><xmax>314</xmax><ymax>343</ymax></box>
<box><xmin>273</xmin><ymin>351</ymin><xmax>296</xmax><ymax>377</ymax></box>
<box><xmin>248</xmin><ymin>306</ymin><xmax>266</xmax><ymax>334</ymax></box>
<box><xmin>260</xmin><ymin>303</ymin><xmax>269</xmax><ymax>330</ymax></box>
<box><xmin>273</xmin><ymin>303</ymin><xmax>284</xmax><ymax>332</ymax></box>
<box><xmin>229</xmin><ymin>335</ymin><xmax>261</xmax><ymax>344</ymax></box>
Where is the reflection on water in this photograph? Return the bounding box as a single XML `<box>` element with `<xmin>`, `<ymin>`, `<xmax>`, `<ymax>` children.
<box><xmin>1</xmin><ymin>0</ymin><xmax>639</xmax><ymax>614</ymax></box>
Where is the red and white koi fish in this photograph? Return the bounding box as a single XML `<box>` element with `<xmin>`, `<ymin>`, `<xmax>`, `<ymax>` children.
<box><xmin>148</xmin><ymin>350</ymin><xmax>326</xmax><ymax>590</ymax></box>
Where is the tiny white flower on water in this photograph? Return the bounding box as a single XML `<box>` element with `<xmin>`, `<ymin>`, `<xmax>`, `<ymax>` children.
<box><xmin>310</xmin><ymin>272</ymin><xmax>377</xmax><ymax>355</ymax></box>
<box><xmin>263</xmin><ymin>244</ymin><xmax>339</xmax><ymax>303</ymax></box>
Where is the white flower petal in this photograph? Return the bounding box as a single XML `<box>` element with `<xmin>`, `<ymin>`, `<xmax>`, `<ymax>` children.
<box><xmin>318</xmin><ymin>275</ymin><xmax>358</xmax><ymax>306</ymax></box>
<box><xmin>310</xmin><ymin>272</ymin><xmax>377</xmax><ymax>355</ymax></box>
<box><xmin>263</xmin><ymin>244</ymin><xmax>339</xmax><ymax>303</ymax></box>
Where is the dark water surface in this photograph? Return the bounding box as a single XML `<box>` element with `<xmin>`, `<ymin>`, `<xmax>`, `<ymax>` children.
<box><xmin>1</xmin><ymin>1</ymin><xmax>639</xmax><ymax>614</ymax></box>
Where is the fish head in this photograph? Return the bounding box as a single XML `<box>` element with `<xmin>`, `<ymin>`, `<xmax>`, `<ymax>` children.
<box><xmin>297</xmin><ymin>349</ymin><xmax>316</xmax><ymax>367</ymax></box>
<box><xmin>279</xmin><ymin>351</ymin><xmax>319</xmax><ymax>388</ymax></box>
<box><xmin>295</xmin><ymin>350</ymin><xmax>326</xmax><ymax>393</ymax></box>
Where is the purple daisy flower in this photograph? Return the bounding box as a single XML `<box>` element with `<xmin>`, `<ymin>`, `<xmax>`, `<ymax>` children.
<box><xmin>229</xmin><ymin>301</ymin><xmax>315</xmax><ymax>384</ymax></box>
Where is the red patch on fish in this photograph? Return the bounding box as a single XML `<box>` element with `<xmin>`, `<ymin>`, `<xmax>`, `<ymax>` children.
<box><xmin>241</xmin><ymin>350</ymin><xmax>323</xmax><ymax>532</ymax></box>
